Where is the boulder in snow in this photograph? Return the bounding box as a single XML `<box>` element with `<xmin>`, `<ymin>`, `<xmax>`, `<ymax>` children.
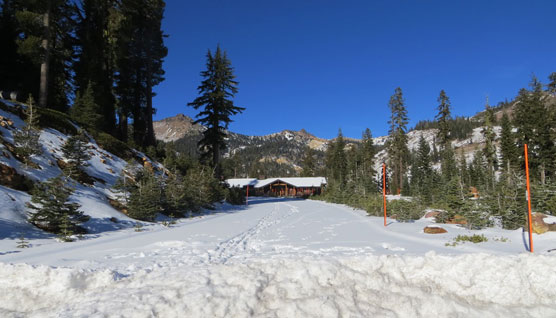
<box><xmin>424</xmin><ymin>226</ymin><xmax>447</xmax><ymax>234</ymax></box>
<box><xmin>530</xmin><ymin>213</ymin><xmax>556</xmax><ymax>234</ymax></box>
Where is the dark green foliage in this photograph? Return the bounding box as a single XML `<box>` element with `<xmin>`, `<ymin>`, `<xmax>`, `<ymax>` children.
<box><xmin>548</xmin><ymin>72</ymin><xmax>556</xmax><ymax>94</ymax></box>
<box><xmin>115</xmin><ymin>0</ymin><xmax>167</xmax><ymax>146</ymax></box>
<box><xmin>410</xmin><ymin>136</ymin><xmax>434</xmax><ymax>203</ymax></box>
<box><xmin>0</xmin><ymin>0</ymin><xmax>38</xmax><ymax>97</ymax></box>
<box><xmin>188</xmin><ymin>45</ymin><xmax>244</xmax><ymax>175</ymax></box>
<box><xmin>387</xmin><ymin>199</ymin><xmax>424</xmax><ymax>222</ymax></box>
<box><xmin>13</xmin><ymin>95</ymin><xmax>42</xmax><ymax>163</ymax></box>
<box><xmin>358</xmin><ymin>128</ymin><xmax>376</xmax><ymax>194</ymax></box>
<box><xmin>36</xmin><ymin>107</ymin><xmax>78</xmax><ymax>135</ymax></box>
<box><xmin>70</xmin><ymin>82</ymin><xmax>103</xmax><ymax>129</ymax></box>
<box><xmin>435</xmin><ymin>89</ymin><xmax>452</xmax><ymax>148</ymax></box>
<box><xmin>446</xmin><ymin>234</ymin><xmax>488</xmax><ymax>246</ymax></box>
<box><xmin>225</xmin><ymin>186</ymin><xmax>246</xmax><ymax>205</ymax></box>
<box><xmin>499</xmin><ymin>113</ymin><xmax>518</xmax><ymax>176</ymax></box>
<box><xmin>74</xmin><ymin>0</ymin><xmax>117</xmax><ymax>134</ymax></box>
<box><xmin>481</xmin><ymin>104</ymin><xmax>497</xmax><ymax>191</ymax></box>
<box><xmin>386</xmin><ymin>87</ymin><xmax>409</xmax><ymax>194</ymax></box>
<box><xmin>27</xmin><ymin>176</ymin><xmax>88</xmax><ymax>238</ymax></box>
<box><xmin>92</xmin><ymin>131</ymin><xmax>134</xmax><ymax>160</ymax></box>
<box><xmin>485</xmin><ymin>173</ymin><xmax>526</xmax><ymax>230</ymax></box>
<box><xmin>127</xmin><ymin>167</ymin><xmax>165</xmax><ymax>221</ymax></box>
<box><xmin>413</xmin><ymin>116</ymin><xmax>481</xmax><ymax>141</ymax></box>
<box><xmin>325</xmin><ymin>129</ymin><xmax>347</xmax><ymax>186</ymax></box>
<box><xmin>14</xmin><ymin>0</ymin><xmax>77</xmax><ymax>111</ymax></box>
<box><xmin>301</xmin><ymin>146</ymin><xmax>316</xmax><ymax>177</ymax></box>
<box><xmin>531</xmin><ymin>181</ymin><xmax>556</xmax><ymax>216</ymax></box>
<box><xmin>61</xmin><ymin>129</ymin><xmax>91</xmax><ymax>178</ymax></box>
<box><xmin>514</xmin><ymin>76</ymin><xmax>556</xmax><ymax>183</ymax></box>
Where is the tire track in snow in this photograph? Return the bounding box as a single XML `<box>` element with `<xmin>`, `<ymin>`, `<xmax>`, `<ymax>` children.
<box><xmin>208</xmin><ymin>202</ymin><xmax>299</xmax><ymax>264</ymax></box>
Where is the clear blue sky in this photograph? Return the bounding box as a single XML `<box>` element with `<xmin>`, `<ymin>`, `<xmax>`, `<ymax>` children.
<box><xmin>152</xmin><ymin>0</ymin><xmax>556</xmax><ymax>139</ymax></box>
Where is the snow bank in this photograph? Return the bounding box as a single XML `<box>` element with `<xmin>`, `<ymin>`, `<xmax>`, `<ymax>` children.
<box><xmin>2</xmin><ymin>252</ymin><xmax>556</xmax><ymax>317</ymax></box>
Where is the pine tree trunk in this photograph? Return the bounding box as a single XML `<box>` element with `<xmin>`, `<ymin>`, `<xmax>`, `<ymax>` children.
<box><xmin>39</xmin><ymin>4</ymin><xmax>51</xmax><ymax>108</ymax></box>
<box><xmin>145</xmin><ymin>77</ymin><xmax>155</xmax><ymax>147</ymax></box>
<box><xmin>399</xmin><ymin>157</ymin><xmax>403</xmax><ymax>194</ymax></box>
<box><xmin>118</xmin><ymin>112</ymin><xmax>128</xmax><ymax>142</ymax></box>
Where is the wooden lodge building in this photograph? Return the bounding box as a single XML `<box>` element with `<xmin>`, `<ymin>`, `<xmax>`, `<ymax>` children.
<box><xmin>226</xmin><ymin>177</ymin><xmax>327</xmax><ymax>197</ymax></box>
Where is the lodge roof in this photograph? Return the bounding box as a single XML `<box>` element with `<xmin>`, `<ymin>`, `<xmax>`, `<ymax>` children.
<box><xmin>226</xmin><ymin>177</ymin><xmax>327</xmax><ymax>189</ymax></box>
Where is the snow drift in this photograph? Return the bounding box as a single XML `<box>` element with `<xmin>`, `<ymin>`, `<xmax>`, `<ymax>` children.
<box><xmin>1</xmin><ymin>252</ymin><xmax>556</xmax><ymax>318</ymax></box>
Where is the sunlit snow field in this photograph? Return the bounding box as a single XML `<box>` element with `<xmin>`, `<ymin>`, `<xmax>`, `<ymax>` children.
<box><xmin>1</xmin><ymin>197</ymin><xmax>556</xmax><ymax>317</ymax></box>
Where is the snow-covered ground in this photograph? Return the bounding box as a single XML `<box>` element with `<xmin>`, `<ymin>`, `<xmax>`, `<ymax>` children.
<box><xmin>1</xmin><ymin>197</ymin><xmax>556</xmax><ymax>317</ymax></box>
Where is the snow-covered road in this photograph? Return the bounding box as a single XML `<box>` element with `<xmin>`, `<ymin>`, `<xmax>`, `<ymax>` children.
<box><xmin>2</xmin><ymin>198</ymin><xmax>556</xmax><ymax>317</ymax></box>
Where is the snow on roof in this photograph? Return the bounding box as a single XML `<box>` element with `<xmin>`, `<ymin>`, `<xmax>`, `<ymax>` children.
<box><xmin>226</xmin><ymin>178</ymin><xmax>258</xmax><ymax>188</ymax></box>
<box><xmin>226</xmin><ymin>177</ymin><xmax>327</xmax><ymax>188</ymax></box>
<box><xmin>254</xmin><ymin>177</ymin><xmax>327</xmax><ymax>188</ymax></box>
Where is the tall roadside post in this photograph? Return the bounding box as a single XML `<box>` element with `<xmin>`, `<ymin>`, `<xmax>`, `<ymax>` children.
<box><xmin>524</xmin><ymin>144</ymin><xmax>533</xmax><ymax>253</ymax></box>
<box><xmin>246</xmin><ymin>185</ymin><xmax>249</xmax><ymax>206</ymax></box>
<box><xmin>383</xmin><ymin>163</ymin><xmax>387</xmax><ymax>227</ymax></box>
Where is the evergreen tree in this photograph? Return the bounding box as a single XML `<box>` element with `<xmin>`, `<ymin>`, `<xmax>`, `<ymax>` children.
<box><xmin>0</xmin><ymin>0</ymin><xmax>38</xmax><ymax>96</ymax></box>
<box><xmin>164</xmin><ymin>171</ymin><xmax>190</xmax><ymax>217</ymax></box>
<box><xmin>481</xmin><ymin>103</ymin><xmax>497</xmax><ymax>191</ymax></box>
<box><xmin>15</xmin><ymin>0</ymin><xmax>77</xmax><ymax>111</ymax></box>
<box><xmin>112</xmin><ymin>160</ymin><xmax>137</xmax><ymax>205</ymax></box>
<box><xmin>13</xmin><ymin>95</ymin><xmax>42</xmax><ymax>163</ymax></box>
<box><xmin>116</xmin><ymin>0</ymin><xmax>167</xmax><ymax>146</ymax></box>
<box><xmin>499</xmin><ymin>113</ymin><xmax>518</xmax><ymax>178</ymax></box>
<box><xmin>359</xmin><ymin>128</ymin><xmax>375</xmax><ymax>193</ymax></box>
<box><xmin>514</xmin><ymin>76</ymin><xmax>555</xmax><ymax>183</ymax></box>
<box><xmin>301</xmin><ymin>146</ymin><xmax>316</xmax><ymax>177</ymax></box>
<box><xmin>61</xmin><ymin>129</ymin><xmax>91</xmax><ymax>178</ymax></box>
<box><xmin>74</xmin><ymin>0</ymin><xmax>117</xmax><ymax>134</ymax></box>
<box><xmin>70</xmin><ymin>82</ymin><xmax>103</xmax><ymax>128</ymax></box>
<box><xmin>325</xmin><ymin>129</ymin><xmax>347</xmax><ymax>186</ymax></box>
<box><xmin>412</xmin><ymin>136</ymin><xmax>433</xmax><ymax>203</ymax></box>
<box><xmin>127</xmin><ymin>167</ymin><xmax>165</xmax><ymax>221</ymax></box>
<box><xmin>188</xmin><ymin>45</ymin><xmax>244</xmax><ymax>176</ymax></box>
<box><xmin>16</xmin><ymin>234</ymin><xmax>30</xmax><ymax>248</ymax></box>
<box><xmin>27</xmin><ymin>176</ymin><xmax>87</xmax><ymax>237</ymax></box>
<box><xmin>386</xmin><ymin>87</ymin><xmax>409</xmax><ymax>194</ymax></box>
<box><xmin>435</xmin><ymin>89</ymin><xmax>452</xmax><ymax>148</ymax></box>
<box><xmin>548</xmin><ymin>72</ymin><xmax>556</xmax><ymax>95</ymax></box>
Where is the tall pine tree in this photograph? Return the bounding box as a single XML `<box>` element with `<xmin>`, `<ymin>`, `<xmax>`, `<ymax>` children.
<box><xmin>386</xmin><ymin>87</ymin><xmax>409</xmax><ymax>194</ymax></box>
<box><xmin>74</xmin><ymin>0</ymin><xmax>117</xmax><ymax>134</ymax></box>
<box><xmin>188</xmin><ymin>46</ymin><xmax>244</xmax><ymax>176</ymax></box>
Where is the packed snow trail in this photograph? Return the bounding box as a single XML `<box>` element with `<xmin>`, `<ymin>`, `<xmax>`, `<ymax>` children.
<box><xmin>1</xmin><ymin>198</ymin><xmax>556</xmax><ymax>317</ymax></box>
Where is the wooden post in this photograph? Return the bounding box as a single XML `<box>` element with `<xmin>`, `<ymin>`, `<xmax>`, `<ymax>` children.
<box><xmin>383</xmin><ymin>163</ymin><xmax>387</xmax><ymax>227</ymax></box>
<box><xmin>524</xmin><ymin>144</ymin><xmax>534</xmax><ymax>253</ymax></box>
<box><xmin>246</xmin><ymin>185</ymin><xmax>249</xmax><ymax>206</ymax></box>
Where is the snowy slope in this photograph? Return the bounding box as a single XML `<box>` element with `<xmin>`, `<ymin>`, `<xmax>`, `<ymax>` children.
<box><xmin>1</xmin><ymin>198</ymin><xmax>556</xmax><ymax>317</ymax></box>
<box><xmin>0</xmin><ymin>99</ymin><xmax>160</xmax><ymax>243</ymax></box>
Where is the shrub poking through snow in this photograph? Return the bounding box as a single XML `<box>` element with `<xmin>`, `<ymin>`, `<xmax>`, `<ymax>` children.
<box><xmin>134</xmin><ymin>223</ymin><xmax>143</xmax><ymax>232</ymax></box>
<box><xmin>13</xmin><ymin>95</ymin><xmax>41</xmax><ymax>164</ymax></box>
<box><xmin>16</xmin><ymin>235</ymin><xmax>29</xmax><ymax>248</ymax></box>
<box><xmin>445</xmin><ymin>234</ymin><xmax>488</xmax><ymax>246</ymax></box>
<box><xmin>27</xmin><ymin>176</ymin><xmax>89</xmax><ymax>237</ymax></box>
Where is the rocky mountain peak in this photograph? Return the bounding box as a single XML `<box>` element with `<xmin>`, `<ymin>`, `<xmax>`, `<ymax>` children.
<box><xmin>153</xmin><ymin>113</ymin><xmax>205</xmax><ymax>142</ymax></box>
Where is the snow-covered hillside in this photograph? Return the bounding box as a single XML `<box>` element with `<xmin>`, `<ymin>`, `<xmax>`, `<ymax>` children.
<box><xmin>1</xmin><ymin>197</ymin><xmax>556</xmax><ymax>317</ymax></box>
<box><xmin>0</xmin><ymin>99</ymin><xmax>161</xmax><ymax>241</ymax></box>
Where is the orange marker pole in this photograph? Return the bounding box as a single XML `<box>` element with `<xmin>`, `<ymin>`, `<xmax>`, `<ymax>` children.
<box><xmin>246</xmin><ymin>185</ymin><xmax>249</xmax><ymax>206</ymax></box>
<box><xmin>383</xmin><ymin>163</ymin><xmax>387</xmax><ymax>227</ymax></box>
<box><xmin>524</xmin><ymin>144</ymin><xmax>533</xmax><ymax>253</ymax></box>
